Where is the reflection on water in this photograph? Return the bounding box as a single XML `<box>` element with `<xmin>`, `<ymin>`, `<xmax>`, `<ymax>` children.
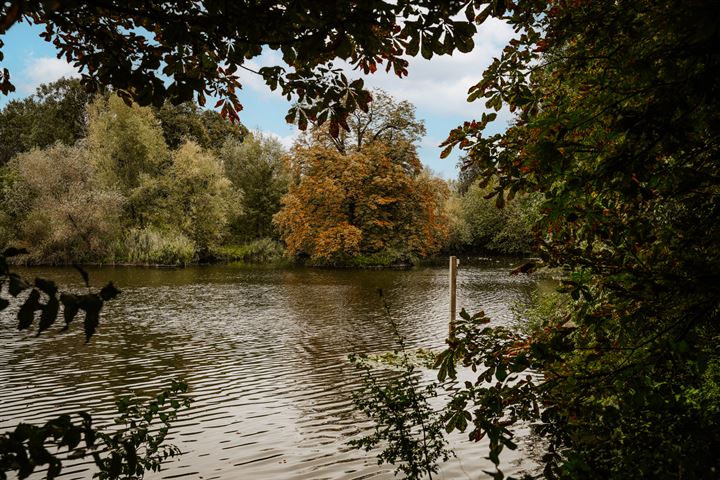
<box><xmin>1</xmin><ymin>260</ymin><xmax>539</xmax><ymax>479</ymax></box>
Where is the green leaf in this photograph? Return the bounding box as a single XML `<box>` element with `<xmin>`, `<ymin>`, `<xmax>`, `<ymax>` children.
<box><xmin>17</xmin><ymin>289</ymin><xmax>42</xmax><ymax>330</ymax></box>
<box><xmin>495</xmin><ymin>191</ymin><xmax>505</xmax><ymax>209</ymax></box>
<box><xmin>124</xmin><ymin>440</ymin><xmax>138</xmax><ymax>473</ymax></box>
<box><xmin>421</xmin><ymin>39</ymin><xmax>433</xmax><ymax>60</ymax></box>
<box><xmin>99</xmin><ymin>282</ymin><xmax>121</xmax><ymax>301</ymax></box>
<box><xmin>9</xmin><ymin>274</ymin><xmax>29</xmax><ymax>296</ymax></box>
<box><xmin>406</xmin><ymin>33</ymin><xmax>420</xmax><ymax>56</ymax></box>
<box><xmin>37</xmin><ymin>297</ymin><xmax>60</xmax><ymax>336</ymax></box>
<box><xmin>60</xmin><ymin>293</ymin><xmax>80</xmax><ymax>331</ymax></box>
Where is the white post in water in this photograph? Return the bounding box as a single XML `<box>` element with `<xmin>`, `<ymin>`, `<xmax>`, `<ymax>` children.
<box><xmin>449</xmin><ymin>256</ymin><xmax>458</xmax><ymax>339</ymax></box>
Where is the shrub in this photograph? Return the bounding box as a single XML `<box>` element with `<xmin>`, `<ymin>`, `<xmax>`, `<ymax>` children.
<box><xmin>121</xmin><ymin>227</ymin><xmax>196</xmax><ymax>265</ymax></box>
<box><xmin>213</xmin><ymin>238</ymin><xmax>286</xmax><ymax>264</ymax></box>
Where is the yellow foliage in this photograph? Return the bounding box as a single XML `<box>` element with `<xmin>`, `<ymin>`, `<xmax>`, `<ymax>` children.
<box><xmin>274</xmin><ymin>143</ymin><xmax>448</xmax><ymax>264</ymax></box>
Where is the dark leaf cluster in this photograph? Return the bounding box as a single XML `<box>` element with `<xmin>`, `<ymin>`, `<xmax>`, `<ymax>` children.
<box><xmin>1</xmin><ymin>250</ymin><xmax>120</xmax><ymax>341</ymax></box>
<box><xmin>0</xmin><ymin>1</ymin><xmax>482</xmax><ymax>135</ymax></box>
<box><xmin>0</xmin><ymin>380</ymin><xmax>191</xmax><ymax>480</ymax></box>
<box><xmin>439</xmin><ymin>0</ymin><xmax>720</xmax><ymax>477</ymax></box>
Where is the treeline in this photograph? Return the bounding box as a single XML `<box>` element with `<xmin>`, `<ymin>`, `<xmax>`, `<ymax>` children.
<box><xmin>0</xmin><ymin>79</ymin><xmax>287</xmax><ymax>264</ymax></box>
<box><xmin>0</xmin><ymin>80</ymin><xmax>537</xmax><ymax>266</ymax></box>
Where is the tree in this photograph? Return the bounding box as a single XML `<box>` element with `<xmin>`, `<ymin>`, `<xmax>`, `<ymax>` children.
<box><xmin>445</xmin><ymin>180</ymin><xmax>539</xmax><ymax>255</ymax></box>
<box><xmin>274</xmin><ymin>143</ymin><xmax>447</xmax><ymax>265</ymax></box>
<box><xmin>0</xmin><ymin>1</ymin><xmax>479</xmax><ymax>130</ymax></box>
<box><xmin>85</xmin><ymin>94</ymin><xmax>169</xmax><ymax>227</ymax></box>
<box><xmin>308</xmin><ymin>89</ymin><xmax>426</xmax><ymax>174</ymax></box>
<box><xmin>166</xmin><ymin>141</ymin><xmax>234</xmax><ymax>256</ymax></box>
<box><xmin>0</xmin><ymin>77</ymin><xmax>90</xmax><ymax>165</ymax></box>
<box><xmin>3</xmin><ymin>144</ymin><xmax>123</xmax><ymax>264</ymax></box>
<box><xmin>276</xmin><ymin>90</ymin><xmax>440</xmax><ymax>265</ymax></box>
<box><xmin>437</xmin><ymin>0</ymin><xmax>720</xmax><ymax>477</ymax></box>
<box><xmin>220</xmin><ymin>133</ymin><xmax>289</xmax><ymax>242</ymax></box>
<box><xmin>156</xmin><ymin>101</ymin><xmax>247</xmax><ymax>151</ymax></box>
<box><xmin>0</xmin><ymin>79</ymin><xmax>246</xmax><ymax>167</ymax></box>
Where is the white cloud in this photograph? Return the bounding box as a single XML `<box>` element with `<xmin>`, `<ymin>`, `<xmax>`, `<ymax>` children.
<box><xmin>236</xmin><ymin>50</ymin><xmax>289</xmax><ymax>99</ymax></box>
<box><xmin>235</xmin><ymin>17</ymin><xmax>514</xmax><ymax>119</ymax></box>
<box><xmin>21</xmin><ymin>57</ymin><xmax>80</xmax><ymax>93</ymax></box>
<box><xmin>263</xmin><ymin>130</ymin><xmax>299</xmax><ymax>150</ymax></box>
<box><xmin>349</xmin><ymin>18</ymin><xmax>515</xmax><ymax>118</ymax></box>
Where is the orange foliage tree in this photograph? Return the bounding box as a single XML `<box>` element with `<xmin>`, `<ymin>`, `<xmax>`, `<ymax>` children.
<box><xmin>274</xmin><ymin>142</ymin><xmax>448</xmax><ymax>265</ymax></box>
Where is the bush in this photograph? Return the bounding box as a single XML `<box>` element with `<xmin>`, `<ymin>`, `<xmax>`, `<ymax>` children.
<box><xmin>121</xmin><ymin>227</ymin><xmax>196</xmax><ymax>265</ymax></box>
<box><xmin>213</xmin><ymin>238</ymin><xmax>286</xmax><ymax>264</ymax></box>
<box><xmin>512</xmin><ymin>288</ymin><xmax>571</xmax><ymax>337</ymax></box>
<box><xmin>3</xmin><ymin>144</ymin><xmax>124</xmax><ymax>264</ymax></box>
<box><xmin>445</xmin><ymin>181</ymin><xmax>540</xmax><ymax>255</ymax></box>
<box><xmin>347</xmin><ymin>248</ymin><xmax>417</xmax><ymax>268</ymax></box>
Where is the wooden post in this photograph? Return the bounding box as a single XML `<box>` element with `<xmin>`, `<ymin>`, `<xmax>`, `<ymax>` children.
<box><xmin>449</xmin><ymin>256</ymin><xmax>458</xmax><ymax>339</ymax></box>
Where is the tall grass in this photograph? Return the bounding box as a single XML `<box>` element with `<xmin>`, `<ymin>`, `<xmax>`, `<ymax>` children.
<box><xmin>121</xmin><ymin>227</ymin><xmax>196</xmax><ymax>265</ymax></box>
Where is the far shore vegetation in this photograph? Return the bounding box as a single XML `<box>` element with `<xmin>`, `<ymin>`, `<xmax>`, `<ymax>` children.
<box><xmin>0</xmin><ymin>80</ymin><xmax>538</xmax><ymax>268</ymax></box>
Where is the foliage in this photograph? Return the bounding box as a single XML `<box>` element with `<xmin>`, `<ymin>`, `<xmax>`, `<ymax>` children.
<box><xmin>120</xmin><ymin>227</ymin><xmax>196</xmax><ymax>266</ymax></box>
<box><xmin>213</xmin><ymin>238</ymin><xmax>286</xmax><ymax>265</ymax></box>
<box><xmin>511</xmin><ymin>289</ymin><xmax>570</xmax><ymax>338</ymax></box>
<box><xmin>277</xmin><ymin>91</ymin><xmax>446</xmax><ymax>265</ymax></box>
<box><xmin>165</xmin><ymin>141</ymin><xmax>234</xmax><ymax>256</ymax></box>
<box><xmin>0</xmin><ymin>250</ymin><xmax>120</xmax><ymax>342</ymax></box>
<box><xmin>156</xmin><ymin>101</ymin><xmax>247</xmax><ymax>151</ymax></box>
<box><xmin>446</xmin><ymin>181</ymin><xmax>540</xmax><ymax>255</ymax></box>
<box><xmin>0</xmin><ymin>77</ymin><xmax>90</xmax><ymax>166</ymax></box>
<box><xmin>436</xmin><ymin>0</ymin><xmax>720</xmax><ymax>478</ymax></box>
<box><xmin>433</xmin><ymin>309</ymin><xmax>539</xmax><ymax>477</ymax></box>
<box><xmin>4</xmin><ymin>144</ymin><xmax>124</xmax><ymax>264</ymax></box>
<box><xmin>274</xmin><ymin>143</ymin><xmax>447</xmax><ymax>265</ymax></box>
<box><xmin>220</xmin><ymin>134</ymin><xmax>289</xmax><ymax>242</ymax></box>
<box><xmin>0</xmin><ymin>90</ymin><xmax>261</xmax><ymax>264</ymax></box>
<box><xmin>349</xmin><ymin>293</ymin><xmax>451</xmax><ymax>479</ymax></box>
<box><xmin>0</xmin><ymin>1</ymin><xmax>480</xmax><ymax>131</ymax></box>
<box><xmin>307</xmin><ymin>89</ymin><xmax>426</xmax><ymax>173</ymax></box>
<box><xmin>361</xmin><ymin>348</ymin><xmax>439</xmax><ymax>370</ymax></box>
<box><xmin>91</xmin><ymin>380</ymin><xmax>191</xmax><ymax>480</ymax></box>
<box><xmin>0</xmin><ymin>379</ymin><xmax>190</xmax><ymax>480</ymax></box>
<box><xmin>0</xmin><ymin>78</ymin><xmax>248</xmax><ymax>169</ymax></box>
<box><xmin>347</xmin><ymin>249</ymin><xmax>416</xmax><ymax>269</ymax></box>
<box><xmin>86</xmin><ymin>94</ymin><xmax>169</xmax><ymax>227</ymax></box>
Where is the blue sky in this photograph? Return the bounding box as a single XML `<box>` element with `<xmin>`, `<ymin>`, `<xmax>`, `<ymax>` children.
<box><xmin>0</xmin><ymin>19</ymin><xmax>514</xmax><ymax>179</ymax></box>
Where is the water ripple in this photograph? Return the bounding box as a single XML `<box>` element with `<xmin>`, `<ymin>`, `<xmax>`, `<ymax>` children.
<box><xmin>1</xmin><ymin>263</ymin><xmax>540</xmax><ymax>479</ymax></box>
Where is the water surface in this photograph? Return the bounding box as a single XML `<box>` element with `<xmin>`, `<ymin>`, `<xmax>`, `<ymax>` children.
<box><xmin>0</xmin><ymin>260</ymin><xmax>539</xmax><ymax>479</ymax></box>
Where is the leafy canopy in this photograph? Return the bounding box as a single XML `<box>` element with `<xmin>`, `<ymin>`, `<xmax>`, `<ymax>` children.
<box><xmin>0</xmin><ymin>1</ymin><xmax>481</xmax><ymax>131</ymax></box>
<box><xmin>220</xmin><ymin>133</ymin><xmax>290</xmax><ymax>242</ymax></box>
<box><xmin>436</xmin><ymin>0</ymin><xmax>720</xmax><ymax>477</ymax></box>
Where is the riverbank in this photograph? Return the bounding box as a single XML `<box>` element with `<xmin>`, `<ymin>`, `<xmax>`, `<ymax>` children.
<box><xmin>6</xmin><ymin>247</ymin><xmax>537</xmax><ymax>271</ymax></box>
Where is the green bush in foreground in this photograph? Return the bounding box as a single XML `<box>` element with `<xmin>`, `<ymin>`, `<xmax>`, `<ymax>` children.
<box><xmin>0</xmin><ymin>253</ymin><xmax>191</xmax><ymax>479</ymax></box>
<box><xmin>0</xmin><ymin>380</ymin><xmax>191</xmax><ymax>480</ymax></box>
<box><xmin>350</xmin><ymin>292</ymin><xmax>451</xmax><ymax>479</ymax></box>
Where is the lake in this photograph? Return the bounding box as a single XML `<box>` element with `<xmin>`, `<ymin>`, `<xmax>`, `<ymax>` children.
<box><xmin>0</xmin><ymin>259</ymin><xmax>541</xmax><ymax>479</ymax></box>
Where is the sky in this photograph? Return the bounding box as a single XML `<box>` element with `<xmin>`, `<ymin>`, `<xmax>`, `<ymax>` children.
<box><xmin>0</xmin><ymin>19</ymin><xmax>515</xmax><ymax>179</ymax></box>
